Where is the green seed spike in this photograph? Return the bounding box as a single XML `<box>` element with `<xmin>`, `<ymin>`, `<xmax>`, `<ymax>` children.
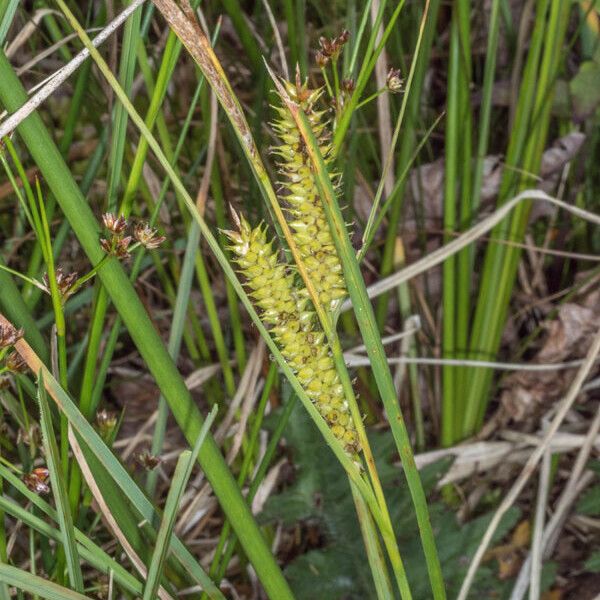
<box><xmin>224</xmin><ymin>213</ymin><xmax>359</xmax><ymax>454</ymax></box>
<box><xmin>272</xmin><ymin>73</ymin><xmax>347</xmax><ymax>310</ymax></box>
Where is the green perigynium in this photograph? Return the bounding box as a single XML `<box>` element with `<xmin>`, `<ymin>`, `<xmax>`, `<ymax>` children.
<box><xmin>272</xmin><ymin>76</ymin><xmax>347</xmax><ymax>310</ymax></box>
<box><xmin>224</xmin><ymin>214</ymin><xmax>359</xmax><ymax>454</ymax></box>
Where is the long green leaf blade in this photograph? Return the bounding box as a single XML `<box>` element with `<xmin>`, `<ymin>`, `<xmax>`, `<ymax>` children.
<box><xmin>0</xmin><ymin>564</ymin><xmax>92</xmax><ymax>600</ymax></box>
<box><xmin>37</xmin><ymin>372</ymin><xmax>84</xmax><ymax>592</ymax></box>
<box><xmin>143</xmin><ymin>407</ymin><xmax>218</xmax><ymax>600</ymax></box>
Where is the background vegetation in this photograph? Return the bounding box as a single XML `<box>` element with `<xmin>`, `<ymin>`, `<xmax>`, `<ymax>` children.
<box><xmin>0</xmin><ymin>0</ymin><xmax>600</xmax><ymax>598</ymax></box>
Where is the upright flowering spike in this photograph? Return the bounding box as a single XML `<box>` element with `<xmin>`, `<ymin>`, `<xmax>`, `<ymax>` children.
<box><xmin>272</xmin><ymin>75</ymin><xmax>347</xmax><ymax>310</ymax></box>
<box><xmin>224</xmin><ymin>216</ymin><xmax>359</xmax><ymax>454</ymax></box>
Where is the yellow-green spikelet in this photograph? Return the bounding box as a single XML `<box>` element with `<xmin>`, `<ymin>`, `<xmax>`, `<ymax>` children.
<box><xmin>272</xmin><ymin>79</ymin><xmax>347</xmax><ymax>310</ymax></box>
<box><xmin>225</xmin><ymin>215</ymin><xmax>358</xmax><ymax>454</ymax></box>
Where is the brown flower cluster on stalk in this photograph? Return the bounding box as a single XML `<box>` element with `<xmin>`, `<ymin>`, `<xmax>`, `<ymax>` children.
<box><xmin>0</xmin><ymin>323</ymin><xmax>23</xmax><ymax>350</ymax></box>
<box><xmin>6</xmin><ymin>351</ymin><xmax>27</xmax><ymax>373</ymax></box>
<box><xmin>42</xmin><ymin>267</ymin><xmax>78</xmax><ymax>301</ymax></box>
<box><xmin>100</xmin><ymin>213</ymin><xmax>165</xmax><ymax>258</ymax></box>
<box><xmin>96</xmin><ymin>409</ymin><xmax>117</xmax><ymax>438</ymax></box>
<box><xmin>23</xmin><ymin>467</ymin><xmax>50</xmax><ymax>495</ymax></box>
<box><xmin>386</xmin><ymin>67</ymin><xmax>403</xmax><ymax>93</ymax></box>
<box><xmin>316</xmin><ymin>29</ymin><xmax>350</xmax><ymax>67</ymax></box>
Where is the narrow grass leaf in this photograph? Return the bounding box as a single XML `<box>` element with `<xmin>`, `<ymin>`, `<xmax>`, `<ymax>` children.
<box><xmin>0</xmin><ymin>564</ymin><xmax>92</xmax><ymax>600</ymax></box>
<box><xmin>143</xmin><ymin>407</ymin><xmax>218</xmax><ymax>600</ymax></box>
<box><xmin>0</xmin><ymin>490</ymin><xmax>143</xmax><ymax>596</ymax></box>
<box><xmin>36</xmin><ymin>371</ymin><xmax>84</xmax><ymax>592</ymax></box>
<box><xmin>0</xmin><ymin>319</ymin><xmax>225</xmax><ymax>600</ymax></box>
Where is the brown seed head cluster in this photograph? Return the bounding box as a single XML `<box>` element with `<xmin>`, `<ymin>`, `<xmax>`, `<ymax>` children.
<box><xmin>101</xmin><ymin>213</ymin><xmax>165</xmax><ymax>258</ymax></box>
<box><xmin>23</xmin><ymin>467</ymin><xmax>50</xmax><ymax>495</ymax></box>
<box><xmin>42</xmin><ymin>267</ymin><xmax>78</xmax><ymax>300</ymax></box>
<box><xmin>6</xmin><ymin>351</ymin><xmax>27</xmax><ymax>373</ymax></box>
<box><xmin>0</xmin><ymin>323</ymin><xmax>24</xmax><ymax>350</ymax></box>
<box><xmin>224</xmin><ymin>215</ymin><xmax>358</xmax><ymax>454</ymax></box>
<box><xmin>316</xmin><ymin>29</ymin><xmax>350</xmax><ymax>66</ymax></box>
<box><xmin>386</xmin><ymin>67</ymin><xmax>403</xmax><ymax>93</ymax></box>
<box><xmin>272</xmin><ymin>76</ymin><xmax>347</xmax><ymax>309</ymax></box>
<box><xmin>133</xmin><ymin>223</ymin><xmax>166</xmax><ymax>249</ymax></box>
<box><xmin>136</xmin><ymin>450</ymin><xmax>161</xmax><ymax>471</ymax></box>
<box><xmin>96</xmin><ymin>409</ymin><xmax>117</xmax><ymax>436</ymax></box>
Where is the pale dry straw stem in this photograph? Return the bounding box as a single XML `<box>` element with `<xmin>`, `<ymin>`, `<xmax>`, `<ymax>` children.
<box><xmin>457</xmin><ymin>325</ymin><xmax>600</xmax><ymax>600</ymax></box>
<box><xmin>510</xmin><ymin>472</ymin><xmax>595</xmax><ymax>600</ymax></box>
<box><xmin>195</xmin><ymin>90</ymin><xmax>218</xmax><ymax>215</ymax></box>
<box><xmin>119</xmin><ymin>411</ymin><xmax>159</xmax><ymax>460</ymax></box>
<box><xmin>68</xmin><ymin>427</ymin><xmax>174</xmax><ymax>600</ymax></box>
<box><xmin>370</xmin><ymin>0</ymin><xmax>394</xmax><ymax>197</ymax></box>
<box><xmin>509</xmin><ymin>404</ymin><xmax>600</xmax><ymax>600</ymax></box>
<box><xmin>184</xmin><ymin>363</ymin><xmax>223</xmax><ymax>390</ymax></box>
<box><xmin>344</xmin><ymin>354</ymin><xmax>600</xmax><ymax>371</ymax></box>
<box><xmin>347</xmin><ymin>319</ymin><xmax>421</xmax><ymax>354</ymax></box>
<box><xmin>5</xmin><ymin>9</ymin><xmax>60</xmax><ymax>57</ymax></box>
<box><xmin>225</xmin><ymin>342</ymin><xmax>265</xmax><ymax>465</ymax></box>
<box><xmin>15</xmin><ymin>30</ymin><xmax>100</xmax><ymax>76</ymax></box>
<box><xmin>259</xmin><ymin>0</ymin><xmax>288</xmax><ymax>79</ymax></box>
<box><xmin>529</xmin><ymin>444</ymin><xmax>551</xmax><ymax>600</ymax></box>
<box><xmin>214</xmin><ymin>342</ymin><xmax>264</xmax><ymax>445</ymax></box>
<box><xmin>0</xmin><ymin>0</ymin><xmax>146</xmax><ymax>139</ymax></box>
<box><xmin>347</xmin><ymin>189</ymin><xmax>600</xmax><ymax>309</ymax></box>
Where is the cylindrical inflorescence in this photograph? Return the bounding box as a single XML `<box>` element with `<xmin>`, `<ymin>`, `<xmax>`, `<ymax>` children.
<box><xmin>224</xmin><ymin>214</ymin><xmax>358</xmax><ymax>454</ymax></box>
<box><xmin>272</xmin><ymin>77</ymin><xmax>347</xmax><ymax>310</ymax></box>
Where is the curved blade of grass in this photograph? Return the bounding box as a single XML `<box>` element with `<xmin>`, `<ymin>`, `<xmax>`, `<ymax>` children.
<box><xmin>36</xmin><ymin>371</ymin><xmax>84</xmax><ymax>592</ymax></box>
<box><xmin>350</xmin><ymin>481</ymin><xmax>394</xmax><ymax>599</ymax></box>
<box><xmin>0</xmin><ymin>564</ymin><xmax>92</xmax><ymax>600</ymax></box>
<box><xmin>68</xmin><ymin>428</ymin><xmax>175</xmax><ymax>600</ymax></box>
<box><xmin>273</xmin><ymin>80</ymin><xmax>446</xmax><ymax>599</ymax></box>
<box><xmin>0</xmin><ymin>261</ymin><xmax>49</xmax><ymax>364</ymax></box>
<box><xmin>143</xmin><ymin>406</ymin><xmax>217</xmax><ymax>600</ymax></box>
<box><xmin>0</xmin><ymin>50</ymin><xmax>291</xmax><ymax>599</ymax></box>
<box><xmin>4</xmin><ymin>320</ymin><xmax>225</xmax><ymax>598</ymax></box>
<box><xmin>0</xmin><ymin>488</ymin><xmax>143</xmax><ymax>596</ymax></box>
<box><xmin>0</xmin><ymin>0</ymin><xmax>18</xmax><ymax>45</ymax></box>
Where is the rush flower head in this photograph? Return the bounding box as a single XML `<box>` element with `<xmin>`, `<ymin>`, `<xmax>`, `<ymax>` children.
<box><xmin>134</xmin><ymin>222</ymin><xmax>166</xmax><ymax>249</ymax></box>
<box><xmin>6</xmin><ymin>351</ymin><xmax>27</xmax><ymax>373</ymax></box>
<box><xmin>271</xmin><ymin>75</ymin><xmax>348</xmax><ymax>309</ymax></box>
<box><xmin>224</xmin><ymin>216</ymin><xmax>358</xmax><ymax>454</ymax></box>
<box><xmin>318</xmin><ymin>29</ymin><xmax>350</xmax><ymax>62</ymax></box>
<box><xmin>386</xmin><ymin>67</ymin><xmax>403</xmax><ymax>93</ymax></box>
<box><xmin>102</xmin><ymin>212</ymin><xmax>128</xmax><ymax>234</ymax></box>
<box><xmin>101</xmin><ymin>235</ymin><xmax>132</xmax><ymax>259</ymax></box>
<box><xmin>42</xmin><ymin>268</ymin><xmax>78</xmax><ymax>300</ymax></box>
<box><xmin>96</xmin><ymin>409</ymin><xmax>117</xmax><ymax>436</ymax></box>
<box><xmin>100</xmin><ymin>212</ymin><xmax>133</xmax><ymax>259</ymax></box>
<box><xmin>136</xmin><ymin>450</ymin><xmax>161</xmax><ymax>471</ymax></box>
<box><xmin>0</xmin><ymin>323</ymin><xmax>24</xmax><ymax>350</ymax></box>
<box><xmin>342</xmin><ymin>78</ymin><xmax>356</xmax><ymax>93</ymax></box>
<box><xmin>23</xmin><ymin>467</ymin><xmax>50</xmax><ymax>495</ymax></box>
